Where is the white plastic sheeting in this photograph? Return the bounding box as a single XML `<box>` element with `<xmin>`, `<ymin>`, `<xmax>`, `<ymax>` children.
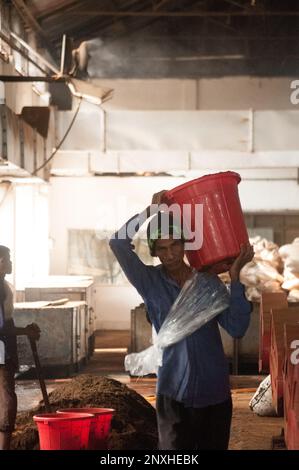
<box><xmin>106</xmin><ymin>110</ymin><xmax>299</xmax><ymax>154</ymax></box>
<box><xmin>117</xmin><ymin>150</ymin><xmax>189</xmax><ymax>172</ymax></box>
<box><xmin>53</xmin><ymin>109</ymin><xmax>299</xmax><ymax>174</ymax></box>
<box><xmin>52</xmin><ymin>150</ymin><xmax>190</xmax><ymax>173</ymax></box>
<box><xmin>52</xmin><ymin>150</ymin><xmax>119</xmax><ymax>174</ymax></box>
<box><xmin>57</xmin><ymin>102</ymin><xmax>103</xmax><ymax>151</ymax></box>
<box><xmin>106</xmin><ymin>110</ymin><xmax>250</xmax><ymax>152</ymax></box>
<box><xmin>52</xmin><ymin>149</ymin><xmax>299</xmax><ymax>175</ymax></box>
<box><xmin>190</xmin><ymin>150</ymin><xmax>299</xmax><ymax>169</ymax></box>
<box><xmin>254</xmin><ymin>111</ymin><xmax>299</xmax><ymax>151</ymax></box>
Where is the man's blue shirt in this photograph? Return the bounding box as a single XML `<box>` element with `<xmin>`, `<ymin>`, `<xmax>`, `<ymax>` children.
<box><xmin>110</xmin><ymin>213</ymin><xmax>252</xmax><ymax>408</ymax></box>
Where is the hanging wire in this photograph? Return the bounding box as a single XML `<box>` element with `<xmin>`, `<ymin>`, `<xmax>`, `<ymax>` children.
<box><xmin>33</xmin><ymin>96</ymin><xmax>83</xmax><ymax>175</ymax></box>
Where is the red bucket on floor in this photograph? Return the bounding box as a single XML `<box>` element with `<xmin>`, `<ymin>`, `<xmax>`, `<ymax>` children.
<box><xmin>33</xmin><ymin>412</ymin><xmax>93</xmax><ymax>450</ymax></box>
<box><xmin>163</xmin><ymin>171</ymin><xmax>248</xmax><ymax>273</ymax></box>
<box><xmin>57</xmin><ymin>408</ymin><xmax>115</xmax><ymax>450</ymax></box>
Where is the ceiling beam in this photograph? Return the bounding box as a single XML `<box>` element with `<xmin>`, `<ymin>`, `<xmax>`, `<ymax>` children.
<box><xmin>52</xmin><ymin>10</ymin><xmax>299</xmax><ymax>17</ymax></box>
<box><xmin>0</xmin><ymin>75</ymin><xmax>65</xmax><ymax>82</ymax></box>
<box><xmin>0</xmin><ymin>30</ymin><xmax>49</xmax><ymax>75</ymax></box>
<box><xmin>204</xmin><ymin>16</ymin><xmax>238</xmax><ymax>33</ymax></box>
<box><xmin>85</xmin><ymin>35</ymin><xmax>299</xmax><ymax>40</ymax></box>
<box><xmin>11</xmin><ymin>0</ymin><xmax>58</xmax><ymax>62</ymax></box>
<box><xmin>223</xmin><ymin>0</ymin><xmax>250</xmax><ymax>10</ymax></box>
<box><xmin>36</xmin><ymin>0</ymin><xmax>83</xmax><ymax>21</ymax></box>
<box><xmin>10</xmin><ymin>32</ymin><xmax>60</xmax><ymax>75</ymax></box>
<box><xmin>152</xmin><ymin>0</ymin><xmax>172</xmax><ymax>10</ymax></box>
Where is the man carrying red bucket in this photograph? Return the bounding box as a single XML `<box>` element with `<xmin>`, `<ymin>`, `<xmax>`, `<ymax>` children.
<box><xmin>110</xmin><ymin>172</ymin><xmax>254</xmax><ymax>450</ymax></box>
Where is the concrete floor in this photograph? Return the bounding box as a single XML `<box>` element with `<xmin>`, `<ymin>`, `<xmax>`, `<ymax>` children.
<box><xmin>15</xmin><ymin>330</ymin><xmax>284</xmax><ymax>450</ymax></box>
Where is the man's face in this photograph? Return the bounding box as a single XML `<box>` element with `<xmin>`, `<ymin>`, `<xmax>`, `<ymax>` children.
<box><xmin>154</xmin><ymin>237</ymin><xmax>185</xmax><ymax>272</ymax></box>
<box><xmin>0</xmin><ymin>252</ymin><xmax>12</xmax><ymax>276</ymax></box>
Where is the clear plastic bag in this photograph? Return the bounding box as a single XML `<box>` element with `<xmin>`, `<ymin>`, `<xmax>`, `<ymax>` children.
<box><xmin>125</xmin><ymin>271</ymin><xmax>230</xmax><ymax>376</ymax></box>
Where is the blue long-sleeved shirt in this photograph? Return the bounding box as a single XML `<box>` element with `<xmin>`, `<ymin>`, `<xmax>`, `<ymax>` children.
<box><xmin>109</xmin><ymin>212</ymin><xmax>252</xmax><ymax>408</ymax></box>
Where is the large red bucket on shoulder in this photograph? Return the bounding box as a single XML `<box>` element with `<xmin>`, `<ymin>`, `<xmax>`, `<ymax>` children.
<box><xmin>163</xmin><ymin>171</ymin><xmax>248</xmax><ymax>274</ymax></box>
<box><xmin>57</xmin><ymin>408</ymin><xmax>115</xmax><ymax>450</ymax></box>
<box><xmin>33</xmin><ymin>412</ymin><xmax>93</xmax><ymax>450</ymax></box>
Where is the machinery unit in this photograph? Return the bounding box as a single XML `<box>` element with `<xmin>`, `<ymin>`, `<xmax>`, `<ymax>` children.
<box><xmin>24</xmin><ymin>276</ymin><xmax>96</xmax><ymax>358</ymax></box>
<box><xmin>130</xmin><ymin>303</ymin><xmax>153</xmax><ymax>353</ymax></box>
<box><xmin>13</xmin><ymin>301</ymin><xmax>88</xmax><ymax>377</ymax></box>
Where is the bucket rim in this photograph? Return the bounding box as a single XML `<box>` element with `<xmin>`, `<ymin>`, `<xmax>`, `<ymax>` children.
<box><xmin>163</xmin><ymin>171</ymin><xmax>241</xmax><ymax>199</ymax></box>
<box><xmin>33</xmin><ymin>412</ymin><xmax>94</xmax><ymax>422</ymax></box>
<box><xmin>56</xmin><ymin>408</ymin><xmax>115</xmax><ymax>416</ymax></box>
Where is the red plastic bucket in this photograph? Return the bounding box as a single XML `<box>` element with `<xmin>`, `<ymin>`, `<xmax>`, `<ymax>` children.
<box><xmin>57</xmin><ymin>408</ymin><xmax>115</xmax><ymax>450</ymax></box>
<box><xmin>33</xmin><ymin>412</ymin><xmax>93</xmax><ymax>450</ymax></box>
<box><xmin>163</xmin><ymin>171</ymin><xmax>248</xmax><ymax>273</ymax></box>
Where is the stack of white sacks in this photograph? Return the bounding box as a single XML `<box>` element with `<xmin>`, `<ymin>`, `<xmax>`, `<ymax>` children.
<box><xmin>219</xmin><ymin>237</ymin><xmax>299</xmax><ymax>303</ymax></box>
<box><xmin>279</xmin><ymin>238</ymin><xmax>299</xmax><ymax>303</ymax></box>
<box><xmin>239</xmin><ymin>236</ymin><xmax>284</xmax><ymax>302</ymax></box>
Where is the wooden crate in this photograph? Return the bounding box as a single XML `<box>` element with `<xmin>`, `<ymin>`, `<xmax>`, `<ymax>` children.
<box><xmin>283</xmin><ymin>325</ymin><xmax>299</xmax><ymax>407</ymax></box>
<box><xmin>270</xmin><ymin>308</ymin><xmax>299</xmax><ymax>416</ymax></box>
<box><xmin>285</xmin><ymin>409</ymin><xmax>299</xmax><ymax>450</ymax></box>
<box><xmin>283</xmin><ymin>324</ymin><xmax>299</xmax><ymax>445</ymax></box>
<box><xmin>259</xmin><ymin>292</ymin><xmax>288</xmax><ymax>373</ymax></box>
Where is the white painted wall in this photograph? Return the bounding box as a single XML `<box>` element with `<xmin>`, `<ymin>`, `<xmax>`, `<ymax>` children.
<box><xmin>94</xmin><ymin>285</ymin><xmax>142</xmax><ymax>330</ymax></box>
<box><xmin>49</xmin><ymin>174</ymin><xmax>299</xmax><ymax>329</ymax></box>
<box><xmin>0</xmin><ymin>183</ymin><xmax>15</xmax><ymax>263</ymax></box>
<box><xmin>0</xmin><ymin>180</ymin><xmax>49</xmax><ymax>290</ymax></box>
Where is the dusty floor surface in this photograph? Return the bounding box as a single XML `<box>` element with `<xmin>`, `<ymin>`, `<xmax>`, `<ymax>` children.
<box><xmin>230</xmin><ymin>389</ymin><xmax>284</xmax><ymax>450</ymax></box>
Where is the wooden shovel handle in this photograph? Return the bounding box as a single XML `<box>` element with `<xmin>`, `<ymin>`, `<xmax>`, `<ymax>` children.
<box><xmin>29</xmin><ymin>338</ymin><xmax>51</xmax><ymax>412</ymax></box>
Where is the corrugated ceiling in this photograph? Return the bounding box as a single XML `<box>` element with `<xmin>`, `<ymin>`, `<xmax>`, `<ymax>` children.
<box><xmin>16</xmin><ymin>1</ymin><xmax>299</xmax><ymax>77</ymax></box>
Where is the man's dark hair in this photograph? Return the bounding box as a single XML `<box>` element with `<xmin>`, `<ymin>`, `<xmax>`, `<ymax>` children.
<box><xmin>0</xmin><ymin>245</ymin><xmax>9</xmax><ymax>259</ymax></box>
<box><xmin>147</xmin><ymin>212</ymin><xmax>184</xmax><ymax>256</ymax></box>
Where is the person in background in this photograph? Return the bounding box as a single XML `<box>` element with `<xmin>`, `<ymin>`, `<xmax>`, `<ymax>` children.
<box><xmin>109</xmin><ymin>191</ymin><xmax>254</xmax><ymax>450</ymax></box>
<box><xmin>0</xmin><ymin>245</ymin><xmax>40</xmax><ymax>450</ymax></box>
